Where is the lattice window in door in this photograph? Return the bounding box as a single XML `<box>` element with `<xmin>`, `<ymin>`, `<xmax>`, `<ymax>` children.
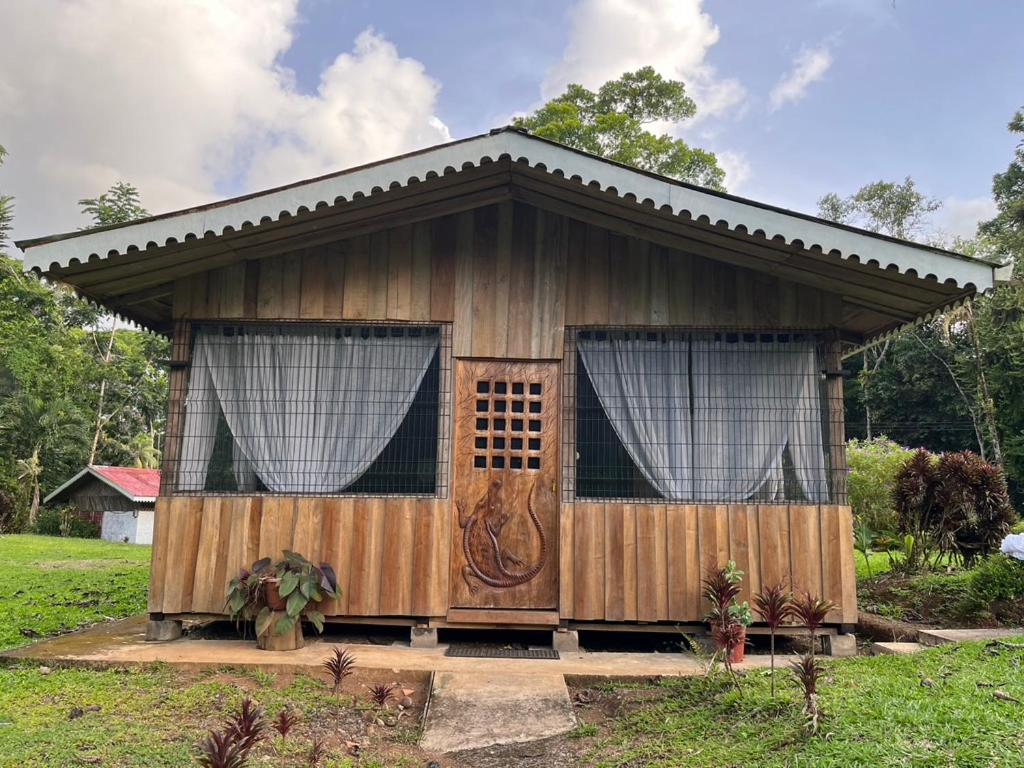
<box><xmin>472</xmin><ymin>378</ymin><xmax>545</xmax><ymax>472</ymax></box>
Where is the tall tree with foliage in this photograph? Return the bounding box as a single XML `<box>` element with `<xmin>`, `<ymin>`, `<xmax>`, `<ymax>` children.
<box><xmin>78</xmin><ymin>181</ymin><xmax>148</xmax><ymax>229</ymax></box>
<box><xmin>78</xmin><ymin>183</ymin><xmax>151</xmax><ymax>464</ymax></box>
<box><xmin>0</xmin><ymin>145</ymin><xmax>12</xmax><ymax>252</ymax></box>
<box><xmin>514</xmin><ymin>67</ymin><xmax>726</xmax><ymax>190</ymax></box>
<box><xmin>818</xmin><ymin>179</ymin><xmax>945</xmax><ymax>442</ymax></box>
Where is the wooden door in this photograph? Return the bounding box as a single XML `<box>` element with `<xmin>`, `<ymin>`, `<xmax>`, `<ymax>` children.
<box><xmin>450</xmin><ymin>360</ymin><xmax>560</xmax><ymax>611</ymax></box>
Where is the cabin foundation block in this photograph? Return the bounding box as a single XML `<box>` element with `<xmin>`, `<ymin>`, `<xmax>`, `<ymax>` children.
<box><xmin>552</xmin><ymin>629</ymin><xmax>579</xmax><ymax>653</ymax></box>
<box><xmin>411</xmin><ymin>627</ymin><xmax>438</xmax><ymax>649</ymax></box>
<box><xmin>825</xmin><ymin>633</ymin><xmax>857</xmax><ymax>657</ymax></box>
<box><xmin>145</xmin><ymin>618</ymin><xmax>182</xmax><ymax>642</ymax></box>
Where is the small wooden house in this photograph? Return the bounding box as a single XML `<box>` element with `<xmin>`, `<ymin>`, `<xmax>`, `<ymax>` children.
<box><xmin>45</xmin><ymin>465</ymin><xmax>160</xmax><ymax>544</ymax></box>
<box><xmin>19</xmin><ymin>128</ymin><xmax>995</xmax><ymax>644</ymax></box>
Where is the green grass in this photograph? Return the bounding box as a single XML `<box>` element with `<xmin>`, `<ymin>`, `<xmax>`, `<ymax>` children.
<box><xmin>0</xmin><ymin>663</ymin><xmax>406</xmax><ymax>768</ymax></box>
<box><xmin>0</xmin><ymin>534</ymin><xmax>150</xmax><ymax>651</ymax></box>
<box><xmin>587</xmin><ymin>642</ymin><xmax>1024</xmax><ymax>767</ymax></box>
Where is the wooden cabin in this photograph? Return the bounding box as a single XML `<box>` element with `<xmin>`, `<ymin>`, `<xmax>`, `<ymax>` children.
<box><xmin>44</xmin><ymin>465</ymin><xmax>160</xmax><ymax>544</ymax></box>
<box><xmin>18</xmin><ymin>128</ymin><xmax>995</xmax><ymax>645</ymax></box>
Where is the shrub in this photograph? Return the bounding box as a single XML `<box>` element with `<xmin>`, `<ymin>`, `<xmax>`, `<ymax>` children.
<box><xmin>934</xmin><ymin>452</ymin><xmax>1017</xmax><ymax>566</ymax></box>
<box><xmin>848</xmin><ymin>437</ymin><xmax>912</xmax><ymax>534</ymax></box>
<box><xmin>32</xmin><ymin>506</ymin><xmax>99</xmax><ymax>538</ymax></box>
<box><xmin>0</xmin><ymin>483</ymin><xmax>23</xmax><ymax>533</ymax></box>
<box><xmin>893</xmin><ymin>449</ymin><xmax>940</xmax><ymax>571</ymax></box>
<box><xmin>968</xmin><ymin>555</ymin><xmax>1024</xmax><ymax>605</ymax></box>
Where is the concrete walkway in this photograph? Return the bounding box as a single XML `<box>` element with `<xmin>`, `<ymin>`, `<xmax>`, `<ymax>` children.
<box><xmin>420</xmin><ymin>672</ymin><xmax>576</xmax><ymax>753</ymax></box>
<box><xmin>917</xmin><ymin>628</ymin><xmax>1024</xmax><ymax>647</ymax></box>
<box><xmin>1</xmin><ymin>616</ymin><xmax>785</xmax><ymax>678</ymax></box>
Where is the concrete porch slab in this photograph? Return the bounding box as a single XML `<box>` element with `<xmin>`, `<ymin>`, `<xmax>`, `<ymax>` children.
<box><xmin>917</xmin><ymin>628</ymin><xmax>1024</xmax><ymax>648</ymax></box>
<box><xmin>870</xmin><ymin>642</ymin><xmax>923</xmax><ymax>656</ymax></box>
<box><xmin>1</xmin><ymin>615</ymin><xmax>790</xmax><ymax>678</ymax></box>
<box><xmin>420</xmin><ymin>671</ymin><xmax>576</xmax><ymax>753</ymax></box>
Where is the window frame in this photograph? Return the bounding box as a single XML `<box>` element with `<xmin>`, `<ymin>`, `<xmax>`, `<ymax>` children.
<box><xmin>561</xmin><ymin>326</ymin><xmax>839</xmax><ymax>506</ymax></box>
<box><xmin>167</xmin><ymin>319</ymin><xmax>452</xmax><ymax>500</ymax></box>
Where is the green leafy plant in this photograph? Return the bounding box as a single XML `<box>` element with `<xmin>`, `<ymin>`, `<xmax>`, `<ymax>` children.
<box><xmin>854</xmin><ymin>522</ymin><xmax>875</xmax><ymax>577</ymax></box>
<box><xmin>225</xmin><ymin>552</ymin><xmax>339</xmax><ymax>640</ymax></box>
<box><xmin>848</xmin><ymin>437</ymin><xmax>913</xmax><ymax>535</ymax></box>
<box><xmin>323</xmin><ymin>646</ymin><xmax>356</xmax><ymax>694</ymax></box>
<box><xmin>752</xmin><ymin>582</ymin><xmax>794</xmax><ymax>697</ymax></box>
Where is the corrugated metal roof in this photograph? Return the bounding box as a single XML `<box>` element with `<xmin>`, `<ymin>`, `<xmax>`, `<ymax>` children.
<box><xmin>17</xmin><ymin>127</ymin><xmax>995</xmax><ymax>294</ymax></box>
<box><xmin>44</xmin><ymin>465</ymin><xmax>161</xmax><ymax>504</ymax></box>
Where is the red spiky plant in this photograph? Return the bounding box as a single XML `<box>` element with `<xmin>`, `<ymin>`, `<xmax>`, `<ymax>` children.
<box><xmin>273</xmin><ymin>708</ymin><xmax>299</xmax><ymax>739</ymax></box>
<box><xmin>225</xmin><ymin>697</ymin><xmax>267</xmax><ymax>757</ymax></box>
<box><xmin>752</xmin><ymin>582</ymin><xmax>794</xmax><ymax>697</ymax></box>
<box><xmin>197</xmin><ymin>697</ymin><xmax>266</xmax><ymax>768</ymax></box>
<box><xmin>368</xmin><ymin>682</ymin><xmax>396</xmax><ymax>709</ymax></box>
<box><xmin>196</xmin><ymin>730</ymin><xmax>247</xmax><ymax>768</ymax></box>
<box><xmin>702</xmin><ymin>563</ymin><xmax>746</xmax><ymax>690</ymax></box>
<box><xmin>790</xmin><ymin>592</ymin><xmax>836</xmax><ymax>732</ymax></box>
<box><xmin>323</xmin><ymin>646</ymin><xmax>357</xmax><ymax>694</ymax></box>
<box><xmin>307</xmin><ymin>737</ymin><xmax>328</xmax><ymax>768</ymax></box>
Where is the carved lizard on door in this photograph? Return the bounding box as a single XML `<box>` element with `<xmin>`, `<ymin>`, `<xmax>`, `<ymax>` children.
<box><xmin>457</xmin><ymin>478</ymin><xmax>547</xmax><ymax>592</ymax></box>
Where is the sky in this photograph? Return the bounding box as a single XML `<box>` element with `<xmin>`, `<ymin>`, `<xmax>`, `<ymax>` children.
<box><xmin>1</xmin><ymin>0</ymin><xmax>1022</xmax><ymax>245</ymax></box>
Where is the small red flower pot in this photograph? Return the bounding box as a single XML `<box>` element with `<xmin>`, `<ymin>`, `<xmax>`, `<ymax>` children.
<box><xmin>728</xmin><ymin>627</ymin><xmax>747</xmax><ymax>664</ymax></box>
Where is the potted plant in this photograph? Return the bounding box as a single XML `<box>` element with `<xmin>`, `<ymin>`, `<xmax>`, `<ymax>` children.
<box><xmin>703</xmin><ymin>560</ymin><xmax>752</xmax><ymax>665</ymax></box>
<box><xmin>226</xmin><ymin>551</ymin><xmax>339</xmax><ymax>651</ymax></box>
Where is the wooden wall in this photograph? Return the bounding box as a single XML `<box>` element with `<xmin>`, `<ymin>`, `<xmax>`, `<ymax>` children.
<box><xmin>172</xmin><ymin>201</ymin><xmax>844</xmax><ymax>359</ymax></box>
<box><xmin>149</xmin><ymin>496</ymin><xmax>449</xmax><ymax>618</ymax></box>
<box><xmin>561</xmin><ymin>502</ymin><xmax>857</xmax><ymax>625</ymax></box>
<box><xmin>149</xmin><ymin>494</ymin><xmax>856</xmax><ymax>625</ymax></box>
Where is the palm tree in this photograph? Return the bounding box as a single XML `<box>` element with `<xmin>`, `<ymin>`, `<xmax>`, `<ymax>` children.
<box><xmin>16</xmin><ymin>448</ymin><xmax>41</xmax><ymax>528</ymax></box>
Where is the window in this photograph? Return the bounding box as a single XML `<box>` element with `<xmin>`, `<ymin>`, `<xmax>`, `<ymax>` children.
<box><xmin>570</xmin><ymin>329</ymin><xmax>834</xmax><ymax>503</ymax></box>
<box><xmin>174</xmin><ymin>323</ymin><xmax>448</xmax><ymax>496</ymax></box>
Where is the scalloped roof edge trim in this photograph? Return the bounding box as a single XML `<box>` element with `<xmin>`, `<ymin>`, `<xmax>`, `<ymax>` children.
<box><xmin>17</xmin><ymin>129</ymin><xmax>995</xmax><ymax>293</ymax></box>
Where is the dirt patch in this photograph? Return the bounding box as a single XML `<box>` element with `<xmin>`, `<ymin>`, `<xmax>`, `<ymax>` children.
<box><xmin>859</xmin><ymin>572</ymin><xmax>1024</xmax><ymax>629</ymax></box>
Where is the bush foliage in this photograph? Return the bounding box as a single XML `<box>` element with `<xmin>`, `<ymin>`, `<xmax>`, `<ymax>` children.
<box><xmin>847</xmin><ymin>438</ymin><xmax>912</xmax><ymax>533</ymax></box>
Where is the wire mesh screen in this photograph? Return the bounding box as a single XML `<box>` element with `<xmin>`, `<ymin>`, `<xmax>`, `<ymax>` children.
<box><xmin>168</xmin><ymin>322</ymin><xmax>450</xmax><ymax>497</ymax></box>
<box><xmin>564</xmin><ymin>329</ymin><xmax>843</xmax><ymax>504</ymax></box>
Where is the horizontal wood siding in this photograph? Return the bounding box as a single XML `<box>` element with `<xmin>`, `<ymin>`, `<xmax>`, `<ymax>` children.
<box><xmin>149</xmin><ymin>496</ymin><xmax>450</xmax><ymax>618</ymax></box>
<box><xmin>563</xmin><ymin>502</ymin><xmax>857</xmax><ymax>624</ymax></box>
<box><xmin>172</xmin><ymin>202</ymin><xmax>842</xmax><ymax>359</ymax></box>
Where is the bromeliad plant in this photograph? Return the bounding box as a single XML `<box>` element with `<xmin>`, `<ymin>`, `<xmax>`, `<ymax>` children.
<box><xmin>226</xmin><ymin>551</ymin><xmax>340</xmax><ymax>641</ymax></box>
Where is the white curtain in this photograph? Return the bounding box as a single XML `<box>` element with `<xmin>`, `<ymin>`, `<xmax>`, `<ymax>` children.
<box><xmin>177</xmin><ymin>356</ymin><xmax>219</xmax><ymax>491</ymax></box>
<box><xmin>578</xmin><ymin>333</ymin><xmax>693</xmax><ymax>500</ymax></box>
<box><xmin>691</xmin><ymin>335</ymin><xmax>827</xmax><ymax>502</ymax></box>
<box><xmin>182</xmin><ymin>326</ymin><xmax>437</xmax><ymax>493</ymax></box>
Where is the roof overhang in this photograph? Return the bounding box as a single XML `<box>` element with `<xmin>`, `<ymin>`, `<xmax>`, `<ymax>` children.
<box><xmin>18</xmin><ymin>127</ymin><xmax>995</xmax><ymax>342</ymax></box>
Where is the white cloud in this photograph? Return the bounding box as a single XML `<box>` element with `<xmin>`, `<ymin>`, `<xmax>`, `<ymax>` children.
<box><xmin>543</xmin><ymin>0</ymin><xmax>747</xmax><ymax>123</ymax></box>
<box><xmin>935</xmin><ymin>196</ymin><xmax>997</xmax><ymax>241</ymax></box>
<box><xmin>769</xmin><ymin>46</ymin><xmax>833</xmax><ymax>111</ymax></box>
<box><xmin>716</xmin><ymin>150</ymin><xmax>752</xmax><ymax>192</ymax></box>
<box><xmin>0</xmin><ymin>1</ymin><xmax>450</xmax><ymax>241</ymax></box>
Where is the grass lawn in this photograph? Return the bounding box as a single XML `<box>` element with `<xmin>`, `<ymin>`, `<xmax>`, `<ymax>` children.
<box><xmin>583</xmin><ymin>642</ymin><xmax>1024</xmax><ymax>767</ymax></box>
<box><xmin>0</xmin><ymin>534</ymin><xmax>150</xmax><ymax>651</ymax></box>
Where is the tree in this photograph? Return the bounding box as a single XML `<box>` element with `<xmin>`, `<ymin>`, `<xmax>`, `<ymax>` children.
<box><xmin>979</xmin><ymin>108</ymin><xmax>1024</xmax><ymax>276</ymax></box>
<box><xmin>78</xmin><ymin>183</ymin><xmax>152</xmax><ymax>463</ymax></box>
<box><xmin>78</xmin><ymin>181</ymin><xmax>148</xmax><ymax>228</ymax></box>
<box><xmin>514</xmin><ymin>67</ymin><xmax>726</xmax><ymax>190</ymax></box>
<box><xmin>0</xmin><ymin>145</ymin><xmax>12</xmax><ymax>252</ymax></box>
<box><xmin>817</xmin><ymin>177</ymin><xmax>941</xmax><ymax>240</ymax></box>
<box><xmin>819</xmin><ymin>178</ymin><xmax>944</xmax><ymax>440</ymax></box>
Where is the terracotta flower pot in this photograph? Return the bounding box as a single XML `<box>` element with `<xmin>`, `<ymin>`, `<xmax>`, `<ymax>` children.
<box><xmin>728</xmin><ymin>627</ymin><xmax>748</xmax><ymax>664</ymax></box>
<box><xmin>264</xmin><ymin>578</ymin><xmax>287</xmax><ymax>611</ymax></box>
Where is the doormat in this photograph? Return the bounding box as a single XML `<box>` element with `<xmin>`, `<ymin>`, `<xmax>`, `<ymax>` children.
<box><xmin>444</xmin><ymin>646</ymin><xmax>560</xmax><ymax>660</ymax></box>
